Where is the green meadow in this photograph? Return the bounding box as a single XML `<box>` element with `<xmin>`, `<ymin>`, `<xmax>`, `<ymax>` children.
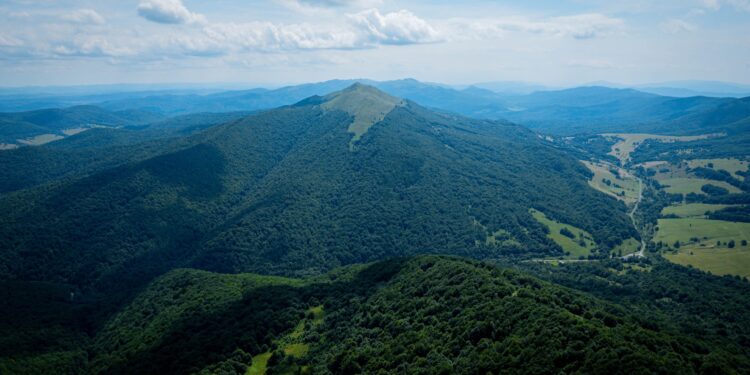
<box><xmin>531</xmin><ymin>209</ymin><xmax>596</xmax><ymax>258</ymax></box>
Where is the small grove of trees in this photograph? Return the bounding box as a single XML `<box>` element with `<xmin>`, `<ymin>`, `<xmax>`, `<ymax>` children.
<box><xmin>559</xmin><ymin>227</ymin><xmax>575</xmax><ymax>239</ymax></box>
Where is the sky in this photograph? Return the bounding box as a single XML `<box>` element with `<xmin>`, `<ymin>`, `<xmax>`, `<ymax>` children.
<box><xmin>1</xmin><ymin>0</ymin><xmax>749</xmax><ymax>87</ymax></box>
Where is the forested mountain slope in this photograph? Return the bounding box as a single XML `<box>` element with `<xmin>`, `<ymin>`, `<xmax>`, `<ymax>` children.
<box><xmin>0</xmin><ymin>84</ymin><xmax>634</xmax><ymax>296</ymax></box>
<box><xmin>13</xmin><ymin>256</ymin><xmax>743</xmax><ymax>374</ymax></box>
<box><xmin>0</xmin><ymin>111</ymin><xmax>252</xmax><ymax>194</ymax></box>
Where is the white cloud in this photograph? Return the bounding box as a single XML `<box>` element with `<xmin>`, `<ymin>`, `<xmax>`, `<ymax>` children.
<box><xmin>172</xmin><ymin>8</ymin><xmax>439</xmax><ymax>55</ymax></box>
<box><xmin>137</xmin><ymin>0</ymin><xmax>206</xmax><ymax>25</ymax></box>
<box><xmin>349</xmin><ymin>8</ymin><xmax>441</xmax><ymax>45</ymax></box>
<box><xmin>62</xmin><ymin>9</ymin><xmax>106</xmax><ymax>25</ymax></box>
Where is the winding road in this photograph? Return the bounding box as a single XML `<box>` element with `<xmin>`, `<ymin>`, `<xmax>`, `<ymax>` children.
<box><xmin>622</xmin><ymin>176</ymin><xmax>646</xmax><ymax>259</ymax></box>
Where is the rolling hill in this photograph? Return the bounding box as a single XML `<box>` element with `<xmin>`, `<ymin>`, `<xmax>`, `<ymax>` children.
<box><xmin>0</xmin><ymin>84</ymin><xmax>635</xmax><ymax>296</ymax></box>
<box><xmin>0</xmin><ymin>105</ymin><xmax>163</xmax><ymax>147</ymax></box>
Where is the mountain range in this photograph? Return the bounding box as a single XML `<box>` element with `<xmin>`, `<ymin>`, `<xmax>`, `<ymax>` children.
<box><xmin>3</xmin><ymin>79</ymin><xmax>749</xmax><ymax>146</ymax></box>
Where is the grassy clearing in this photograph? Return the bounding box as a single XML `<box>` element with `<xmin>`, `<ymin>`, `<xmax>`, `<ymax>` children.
<box><xmin>665</xmin><ymin>247</ymin><xmax>750</xmax><ymax>278</ymax></box>
<box><xmin>246</xmin><ymin>352</ymin><xmax>272</xmax><ymax>375</ymax></box>
<box><xmin>17</xmin><ymin>133</ymin><xmax>64</xmax><ymax>146</ymax></box>
<box><xmin>322</xmin><ymin>84</ymin><xmax>403</xmax><ymax>150</ymax></box>
<box><xmin>655</xmin><ymin>217</ymin><xmax>750</xmax><ymax>277</ymax></box>
<box><xmin>246</xmin><ymin>305</ymin><xmax>324</xmax><ymax>375</ymax></box>
<box><xmin>602</xmin><ymin>133</ymin><xmax>719</xmax><ymax>164</ymax></box>
<box><xmin>655</xmin><ymin>218</ymin><xmax>750</xmax><ymax>246</ymax></box>
<box><xmin>530</xmin><ymin>209</ymin><xmax>596</xmax><ymax>258</ymax></box>
<box><xmin>284</xmin><ymin>343</ymin><xmax>310</xmax><ymax>357</ymax></box>
<box><xmin>662</xmin><ymin>203</ymin><xmax>731</xmax><ymax>218</ymax></box>
<box><xmin>688</xmin><ymin>158</ymin><xmax>749</xmax><ymax>180</ymax></box>
<box><xmin>658</xmin><ymin>177</ymin><xmax>741</xmax><ymax>195</ymax></box>
<box><xmin>581</xmin><ymin>160</ymin><xmax>640</xmax><ymax>204</ymax></box>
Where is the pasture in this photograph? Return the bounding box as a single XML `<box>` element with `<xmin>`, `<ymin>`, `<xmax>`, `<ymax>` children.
<box><xmin>687</xmin><ymin>158</ymin><xmax>749</xmax><ymax>180</ymax></box>
<box><xmin>531</xmin><ymin>209</ymin><xmax>596</xmax><ymax>258</ymax></box>
<box><xmin>658</xmin><ymin>177</ymin><xmax>741</xmax><ymax>195</ymax></box>
<box><xmin>656</xmin><ymin>217</ymin><xmax>750</xmax><ymax>277</ymax></box>
<box><xmin>662</xmin><ymin>203</ymin><xmax>731</xmax><ymax>218</ymax></box>
<box><xmin>665</xmin><ymin>247</ymin><xmax>750</xmax><ymax>278</ymax></box>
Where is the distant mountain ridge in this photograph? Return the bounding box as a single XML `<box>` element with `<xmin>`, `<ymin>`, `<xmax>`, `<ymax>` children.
<box><xmin>3</xmin><ymin>79</ymin><xmax>750</xmax><ymax>138</ymax></box>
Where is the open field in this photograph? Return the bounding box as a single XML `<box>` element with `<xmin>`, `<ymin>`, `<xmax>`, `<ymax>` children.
<box><xmin>658</xmin><ymin>177</ymin><xmax>741</xmax><ymax>195</ymax></box>
<box><xmin>687</xmin><ymin>158</ymin><xmax>749</xmax><ymax>180</ymax></box>
<box><xmin>246</xmin><ymin>305</ymin><xmax>323</xmax><ymax>375</ymax></box>
<box><xmin>655</xmin><ymin>218</ymin><xmax>750</xmax><ymax>246</ymax></box>
<box><xmin>602</xmin><ymin>133</ymin><xmax>721</xmax><ymax>164</ymax></box>
<box><xmin>581</xmin><ymin>160</ymin><xmax>640</xmax><ymax>204</ymax></box>
<box><xmin>0</xmin><ymin>143</ymin><xmax>18</xmax><ymax>150</ymax></box>
<box><xmin>665</xmin><ymin>247</ymin><xmax>750</xmax><ymax>278</ymax></box>
<box><xmin>17</xmin><ymin>133</ymin><xmax>64</xmax><ymax>146</ymax></box>
<box><xmin>656</xmin><ymin>217</ymin><xmax>750</xmax><ymax>277</ymax></box>
<box><xmin>247</xmin><ymin>352</ymin><xmax>271</xmax><ymax>375</ymax></box>
<box><xmin>662</xmin><ymin>203</ymin><xmax>731</xmax><ymax>218</ymax></box>
<box><xmin>531</xmin><ymin>209</ymin><xmax>596</xmax><ymax>258</ymax></box>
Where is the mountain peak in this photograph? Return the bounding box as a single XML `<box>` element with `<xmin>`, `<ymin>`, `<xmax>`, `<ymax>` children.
<box><xmin>320</xmin><ymin>83</ymin><xmax>404</xmax><ymax>150</ymax></box>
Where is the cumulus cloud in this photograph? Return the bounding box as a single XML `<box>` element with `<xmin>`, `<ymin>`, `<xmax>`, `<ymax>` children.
<box><xmin>62</xmin><ymin>9</ymin><xmax>106</xmax><ymax>25</ymax></box>
<box><xmin>349</xmin><ymin>8</ymin><xmax>441</xmax><ymax>45</ymax></box>
<box><xmin>172</xmin><ymin>8</ymin><xmax>438</xmax><ymax>54</ymax></box>
<box><xmin>137</xmin><ymin>0</ymin><xmax>206</xmax><ymax>25</ymax></box>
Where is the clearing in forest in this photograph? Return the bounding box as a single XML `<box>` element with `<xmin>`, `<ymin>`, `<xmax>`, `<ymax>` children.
<box><xmin>581</xmin><ymin>160</ymin><xmax>640</xmax><ymax>204</ymax></box>
<box><xmin>530</xmin><ymin>209</ymin><xmax>596</xmax><ymax>258</ymax></box>
<box><xmin>602</xmin><ymin>133</ymin><xmax>721</xmax><ymax>165</ymax></box>
<box><xmin>245</xmin><ymin>305</ymin><xmax>324</xmax><ymax>375</ymax></box>
<box><xmin>662</xmin><ymin>203</ymin><xmax>731</xmax><ymax>218</ymax></box>
<box><xmin>657</xmin><ymin>177</ymin><xmax>741</xmax><ymax>195</ymax></box>
<box><xmin>687</xmin><ymin>158</ymin><xmax>749</xmax><ymax>181</ymax></box>
<box><xmin>655</xmin><ymin>217</ymin><xmax>750</xmax><ymax>277</ymax></box>
<box><xmin>321</xmin><ymin>83</ymin><xmax>403</xmax><ymax>151</ymax></box>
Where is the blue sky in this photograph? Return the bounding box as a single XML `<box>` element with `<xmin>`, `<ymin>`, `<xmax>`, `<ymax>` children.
<box><xmin>0</xmin><ymin>0</ymin><xmax>749</xmax><ymax>86</ymax></box>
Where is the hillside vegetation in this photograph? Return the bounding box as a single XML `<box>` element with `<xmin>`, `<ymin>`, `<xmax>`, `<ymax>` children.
<box><xmin>6</xmin><ymin>256</ymin><xmax>748</xmax><ymax>374</ymax></box>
